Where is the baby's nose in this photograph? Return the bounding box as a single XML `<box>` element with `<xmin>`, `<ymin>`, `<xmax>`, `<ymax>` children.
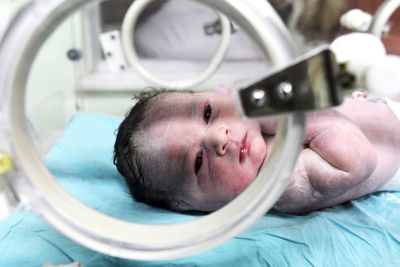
<box><xmin>207</xmin><ymin>125</ymin><xmax>229</xmax><ymax>156</ymax></box>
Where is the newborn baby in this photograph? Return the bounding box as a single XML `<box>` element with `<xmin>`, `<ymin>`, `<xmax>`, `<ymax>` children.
<box><xmin>114</xmin><ymin>90</ymin><xmax>400</xmax><ymax>214</ymax></box>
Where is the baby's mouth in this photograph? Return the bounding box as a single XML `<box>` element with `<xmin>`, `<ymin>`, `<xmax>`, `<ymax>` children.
<box><xmin>239</xmin><ymin>132</ymin><xmax>249</xmax><ymax>164</ymax></box>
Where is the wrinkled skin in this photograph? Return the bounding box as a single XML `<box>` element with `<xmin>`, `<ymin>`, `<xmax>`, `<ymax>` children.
<box><xmin>144</xmin><ymin>92</ymin><xmax>400</xmax><ymax>214</ymax></box>
<box><xmin>272</xmin><ymin>98</ymin><xmax>400</xmax><ymax>214</ymax></box>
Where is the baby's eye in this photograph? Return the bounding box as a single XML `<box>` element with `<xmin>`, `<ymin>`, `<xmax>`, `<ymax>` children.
<box><xmin>204</xmin><ymin>104</ymin><xmax>212</xmax><ymax>123</ymax></box>
<box><xmin>194</xmin><ymin>150</ymin><xmax>203</xmax><ymax>174</ymax></box>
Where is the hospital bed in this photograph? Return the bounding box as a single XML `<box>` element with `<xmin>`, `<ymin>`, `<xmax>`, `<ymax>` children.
<box><xmin>0</xmin><ymin>0</ymin><xmax>400</xmax><ymax>265</ymax></box>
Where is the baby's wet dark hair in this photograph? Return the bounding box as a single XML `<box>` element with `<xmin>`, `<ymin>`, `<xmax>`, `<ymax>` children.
<box><xmin>113</xmin><ymin>89</ymin><xmax>192</xmax><ymax>211</ymax></box>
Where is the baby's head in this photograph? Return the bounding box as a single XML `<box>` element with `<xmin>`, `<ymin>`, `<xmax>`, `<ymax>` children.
<box><xmin>114</xmin><ymin>89</ymin><xmax>268</xmax><ymax>212</ymax></box>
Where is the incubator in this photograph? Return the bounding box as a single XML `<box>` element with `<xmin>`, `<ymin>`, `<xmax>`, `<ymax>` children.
<box><xmin>0</xmin><ymin>0</ymin><xmax>399</xmax><ymax>262</ymax></box>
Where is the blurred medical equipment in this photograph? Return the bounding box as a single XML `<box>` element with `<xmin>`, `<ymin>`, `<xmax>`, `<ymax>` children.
<box><xmin>0</xmin><ymin>0</ymin><xmax>399</xmax><ymax>261</ymax></box>
<box><xmin>120</xmin><ymin>0</ymin><xmax>232</xmax><ymax>89</ymax></box>
<box><xmin>336</xmin><ymin>0</ymin><xmax>400</xmax><ymax>98</ymax></box>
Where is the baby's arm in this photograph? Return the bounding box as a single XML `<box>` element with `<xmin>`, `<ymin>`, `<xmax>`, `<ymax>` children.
<box><xmin>302</xmin><ymin>110</ymin><xmax>377</xmax><ymax>196</ymax></box>
<box><xmin>261</xmin><ymin>110</ymin><xmax>377</xmax><ymax>213</ymax></box>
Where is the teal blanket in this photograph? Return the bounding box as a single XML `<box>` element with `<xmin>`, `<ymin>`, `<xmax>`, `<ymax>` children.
<box><xmin>1</xmin><ymin>114</ymin><xmax>399</xmax><ymax>266</ymax></box>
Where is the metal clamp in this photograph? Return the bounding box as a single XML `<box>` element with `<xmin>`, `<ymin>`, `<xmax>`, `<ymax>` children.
<box><xmin>239</xmin><ymin>46</ymin><xmax>344</xmax><ymax>117</ymax></box>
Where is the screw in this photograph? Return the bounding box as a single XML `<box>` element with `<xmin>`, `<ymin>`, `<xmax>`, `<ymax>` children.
<box><xmin>275</xmin><ymin>82</ymin><xmax>293</xmax><ymax>101</ymax></box>
<box><xmin>250</xmin><ymin>89</ymin><xmax>267</xmax><ymax>107</ymax></box>
<box><xmin>66</xmin><ymin>49</ymin><xmax>81</xmax><ymax>61</ymax></box>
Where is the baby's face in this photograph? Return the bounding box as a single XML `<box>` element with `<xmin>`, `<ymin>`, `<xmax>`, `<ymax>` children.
<box><xmin>144</xmin><ymin>92</ymin><xmax>269</xmax><ymax>211</ymax></box>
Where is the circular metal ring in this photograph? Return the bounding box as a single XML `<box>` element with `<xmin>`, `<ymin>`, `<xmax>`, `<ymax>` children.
<box><xmin>121</xmin><ymin>0</ymin><xmax>231</xmax><ymax>90</ymax></box>
<box><xmin>0</xmin><ymin>0</ymin><xmax>305</xmax><ymax>260</ymax></box>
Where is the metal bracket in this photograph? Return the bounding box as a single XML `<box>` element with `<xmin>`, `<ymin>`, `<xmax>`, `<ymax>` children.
<box><xmin>239</xmin><ymin>46</ymin><xmax>344</xmax><ymax>117</ymax></box>
<box><xmin>99</xmin><ymin>30</ymin><xmax>128</xmax><ymax>73</ymax></box>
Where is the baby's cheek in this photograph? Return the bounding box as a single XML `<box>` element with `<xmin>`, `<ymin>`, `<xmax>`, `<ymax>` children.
<box><xmin>219</xmin><ymin>171</ymin><xmax>255</xmax><ymax>197</ymax></box>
